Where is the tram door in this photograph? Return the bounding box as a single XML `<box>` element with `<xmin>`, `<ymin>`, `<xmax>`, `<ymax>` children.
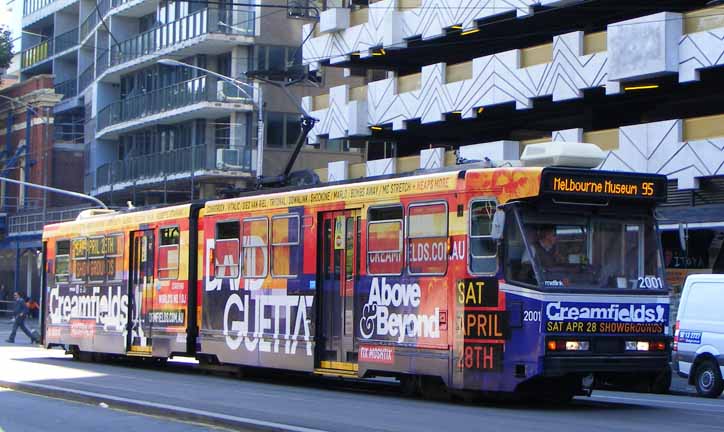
<box><xmin>318</xmin><ymin>210</ymin><xmax>361</xmax><ymax>371</ymax></box>
<box><xmin>128</xmin><ymin>230</ymin><xmax>156</xmax><ymax>354</ymax></box>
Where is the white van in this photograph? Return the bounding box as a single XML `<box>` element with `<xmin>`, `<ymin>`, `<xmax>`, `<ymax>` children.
<box><xmin>673</xmin><ymin>274</ymin><xmax>724</xmax><ymax>398</ymax></box>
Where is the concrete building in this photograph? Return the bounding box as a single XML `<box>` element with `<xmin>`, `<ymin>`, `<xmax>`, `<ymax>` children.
<box><xmin>301</xmin><ymin>1</ymin><xmax>724</xmax><ymax>295</ymax></box>
<box><xmin>20</xmin><ymin>0</ymin><xmax>364</xmax><ymax>208</ymax></box>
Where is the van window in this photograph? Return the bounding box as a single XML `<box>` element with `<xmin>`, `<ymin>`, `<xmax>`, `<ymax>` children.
<box><xmin>159</xmin><ymin>227</ymin><xmax>180</xmax><ymax>280</ymax></box>
<box><xmin>55</xmin><ymin>240</ymin><xmax>71</xmax><ymax>284</ymax></box>
<box><xmin>684</xmin><ymin>282</ymin><xmax>722</xmax><ymax>321</ymax></box>
<box><xmin>271</xmin><ymin>214</ymin><xmax>300</xmax><ymax>278</ymax></box>
<box><xmin>242</xmin><ymin>217</ymin><xmax>269</xmax><ymax>278</ymax></box>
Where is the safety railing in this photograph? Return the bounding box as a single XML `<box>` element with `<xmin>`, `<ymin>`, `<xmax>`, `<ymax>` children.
<box><xmin>23</xmin><ymin>0</ymin><xmax>54</xmax><ymax>16</ymax></box>
<box><xmin>7</xmin><ymin>205</ymin><xmax>91</xmax><ymax>236</ymax></box>
<box><xmin>79</xmin><ymin>0</ymin><xmax>110</xmax><ymax>41</ymax></box>
<box><xmin>54</xmin><ymin>27</ymin><xmax>79</xmax><ymax>53</ymax></box>
<box><xmin>97</xmin><ymin>76</ymin><xmax>253</xmax><ymax>132</ymax></box>
<box><xmin>54</xmin><ymin>78</ymin><xmax>78</xmax><ymax>100</ymax></box>
<box><xmin>109</xmin><ymin>8</ymin><xmax>255</xmax><ymax>67</ymax></box>
<box><xmin>20</xmin><ymin>27</ymin><xmax>79</xmax><ymax>69</ymax></box>
<box><xmin>78</xmin><ymin>63</ymin><xmax>95</xmax><ymax>93</ymax></box>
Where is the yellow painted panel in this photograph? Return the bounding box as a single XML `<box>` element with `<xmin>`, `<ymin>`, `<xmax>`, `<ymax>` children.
<box><xmin>684</xmin><ymin>5</ymin><xmax>724</xmax><ymax>34</ymax></box>
<box><xmin>399</xmin><ymin>0</ymin><xmax>421</xmax><ymax>10</ymax></box>
<box><xmin>684</xmin><ymin>114</ymin><xmax>724</xmax><ymax>141</ymax></box>
<box><xmin>583</xmin><ymin>128</ymin><xmax>619</xmax><ymax>151</ymax></box>
<box><xmin>350</xmin><ymin>8</ymin><xmax>368</xmax><ymax>26</ymax></box>
<box><xmin>584</xmin><ymin>32</ymin><xmax>607</xmax><ymax>54</ymax></box>
<box><xmin>313</xmin><ymin>93</ymin><xmax>329</xmax><ymax>110</ymax></box>
<box><xmin>521</xmin><ymin>43</ymin><xmax>552</xmax><ymax>68</ymax></box>
<box><xmin>398</xmin><ymin>73</ymin><xmax>421</xmax><ymax>93</ymax></box>
<box><xmin>350</xmin><ymin>85</ymin><xmax>367</xmax><ymax>102</ymax></box>
<box><xmin>446</xmin><ymin>61</ymin><xmax>472</xmax><ymax>83</ymax></box>
<box><xmin>397</xmin><ymin>155</ymin><xmax>421</xmax><ymax>173</ymax></box>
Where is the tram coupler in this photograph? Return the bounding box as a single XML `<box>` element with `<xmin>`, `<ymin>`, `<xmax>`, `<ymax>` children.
<box><xmin>581</xmin><ymin>373</ymin><xmax>595</xmax><ymax>396</ymax></box>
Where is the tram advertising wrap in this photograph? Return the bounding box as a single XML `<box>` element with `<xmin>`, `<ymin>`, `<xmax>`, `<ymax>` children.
<box><xmin>41</xmin><ymin>166</ymin><xmax>671</xmax><ymax>401</ymax></box>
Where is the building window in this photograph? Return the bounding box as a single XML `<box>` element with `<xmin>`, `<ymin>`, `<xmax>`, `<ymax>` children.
<box><xmin>254</xmin><ymin>45</ymin><xmax>302</xmax><ymax>72</ymax></box>
<box><xmin>266</xmin><ymin>112</ymin><xmax>302</xmax><ymax>148</ymax></box>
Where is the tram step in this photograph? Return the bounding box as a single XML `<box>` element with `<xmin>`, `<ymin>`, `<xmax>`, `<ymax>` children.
<box><xmin>126</xmin><ymin>351</ymin><xmax>153</xmax><ymax>358</ymax></box>
<box><xmin>314</xmin><ymin>367</ymin><xmax>359</xmax><ymax>378</ymax></box>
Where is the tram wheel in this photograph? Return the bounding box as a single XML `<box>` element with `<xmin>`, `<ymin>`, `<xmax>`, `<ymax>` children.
<box><xmin>419</xmin><ymin>376</ymin><xmax>450</xmax><ymax>401</ymax></box>
<box><xmin>399</xmin><ymin>375</ymin><xmax>419</xmax><ymax>397</ymax></box>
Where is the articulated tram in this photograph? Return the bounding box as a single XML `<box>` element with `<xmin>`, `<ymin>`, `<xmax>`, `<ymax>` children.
<box><xmin>41</xmin><ymin>164</ymin><xmax>671</xmax><ymax>400</ymax></box>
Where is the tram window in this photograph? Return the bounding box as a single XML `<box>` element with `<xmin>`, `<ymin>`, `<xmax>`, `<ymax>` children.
<box><xmin>271</xmin><ymin>214</ymin><xmax>300</xmax><ymax>278</ymax></box>
<box><xmin>86</xmin><ymin>236</ymin><xmax>107</xmax><ymax>283</ymax></box>
<box><xmin>159</xmin><ymin>227</ymin><xmax>180</xmax><ymax>280</ymax></box>
<box><xmin>367</xmin><ymin>205</ymin><xmax>403</xmax><ymax>276</ymax></box>
<box><xmin>105</xmin><ymin>234</ymin><xmax>124</xmax><ymax>282</ymax></box>
<box><xmin>55</xmin><ymin>240</ymin><xmax>71</xmax><ymax>284</ymax></box>
<box><xmin>71</xmin><ymin>237</ymin><xmax>88</xmax><ymax>282</ymax></box>
<box><xmin>242</xmin><ymin>217</ymin><xmax>269</xmax><ymax>278</ymax></box>
<box><xmin>215</xmin><ymin>221</ymin><xmax>240</xmax><ymax>279</ymax></box>
<box><xmin>407</xmin><ymin>202</ymin><xmax>448</xmax><ymax>275</ymax></box>
<box><xmin>469</xmin><ymin>200</ymin><xmax>498</xmax><ymax>274</ymax></box>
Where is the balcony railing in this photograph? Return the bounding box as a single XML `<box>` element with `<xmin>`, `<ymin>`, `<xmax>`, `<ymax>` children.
<box><xmin>20</xmin><ymin>27</ymin><xmax>79</xmax><ymax>69</ymax></box>
<box><xmin>97</xmin><ymin>76</ymin><xmax>253</xmax><ymax>132</ymax></box>
<box><xmin>78</xmin><ymin>63</ymin><xmax>95</xmax><ymax>93</ymax></box>
<box><xmin>23</xmin><ymin>0</ymin><xmax>54</xmax><ymax>16</ymax></box>
<box><xmin>55</xmin><ymin>27</ymin><xmax>79</xmax><ymax>53</ymax></box>
<box><xmin>54</xmin><ymin>78</ymin><xmax>78</xmax><ymax>100</ymax></box>
<box><xmin>80</xmin><ymin>0</ymin><xmax>110</xmax><ymax>41</ymax></box>
<box><xmin>93</xmin><ymin>144</ymin><xmax>252</xmax><ymax>190</ymax></box>
<box><xmin>109</xmin><ymin>8</ymin><xmax>255</xmax><ymax>68</ymax></box>
<box><xmin>8</xmin><ymin>206</ymin><xmax>91</xmax><ymax>236</ymax></box>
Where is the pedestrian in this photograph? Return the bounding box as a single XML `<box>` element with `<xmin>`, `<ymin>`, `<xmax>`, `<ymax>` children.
<box><xmin>6</xmin><ymin>292</ymin><xmax>38</xmax><ymax>344</ymax></box>
<box><xmin>0</xmin><ymin>284</ymin><xmax>7</xmax><ymax>301</ymax></box>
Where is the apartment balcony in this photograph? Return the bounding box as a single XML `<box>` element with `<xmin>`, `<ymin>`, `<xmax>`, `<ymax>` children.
<box><xmin>79</xmin><ymin>0</ymin><xmax>110</xmax><ymax>42</ymax></box>
<box><xmin>7</xmin><ymin>206</ymin><xmax>90</xmax><ymax>237</ymax></box>
<box><xmin>23</xmin><ymin>0</ymin><xmax>78</xmax><ymax>26</ymax></box>
<box><xmin>20</xmin><ymin>27</ymin><xmax>79</xmax><ymax>70</ymax></box>
<box><xmin>96</xmin><ymin>76</ymin><xmax>254</xmax><ymax>139</ymax></box>
<box><xmin>99</xmin><ymin>8</ymin><xmax>256</xmax><ymax>82</ymax></box>
<box><xmin>89</xmin><ymin>144</ymin><xmax>253</xmax><ymax>196</ymax></box>
<box><xmin>54</xmin><ymin>78</ymin><xmax>77</xmax><ymax>100</ymax></box>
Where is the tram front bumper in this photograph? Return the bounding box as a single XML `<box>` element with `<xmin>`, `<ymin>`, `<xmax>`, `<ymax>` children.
<box><xmin>543</xmin><ymin>354</ymin><xmax>669</xmax><ymax>376</ymax></box>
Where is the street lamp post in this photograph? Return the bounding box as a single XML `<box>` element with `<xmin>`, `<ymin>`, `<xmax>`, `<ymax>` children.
<box><xmin>157</xmin><ymin>59</ymin><xmax>264</xmax><ymax>187</ymax></box>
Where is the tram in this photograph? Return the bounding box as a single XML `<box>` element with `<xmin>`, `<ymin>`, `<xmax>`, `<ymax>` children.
<box><xmin>41</xmin><ymin>159</ymin><xmax>671</xmax><ymax>400</ymax></box>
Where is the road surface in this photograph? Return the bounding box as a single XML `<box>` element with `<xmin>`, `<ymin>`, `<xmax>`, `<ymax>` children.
<box><xmin>0</xmin><ymin>322</ymin><xmax>721</xmax><ymax>432</ymax></box>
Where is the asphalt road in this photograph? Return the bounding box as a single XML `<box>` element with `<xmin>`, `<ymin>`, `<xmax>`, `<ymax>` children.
<box><xmin>0</xmin><ymin>323</ymin><xmax>722</xmax><ymax>432</ymax></box>
<box><xmin>0</xmin><ymin>388</ymin><xmax>230</xmax><ymax>432</ymax></box>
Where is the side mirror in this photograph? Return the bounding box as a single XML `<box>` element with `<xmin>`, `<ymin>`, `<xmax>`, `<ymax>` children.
<box><xmin>491</xmin><ymin>209</ymin><xmax>506</xmax><ymax>241</ymax></box>
<box><xmin>678</xmin><ymin>224</ymin><xmax>687</xmax><ymax>252</ymax></box>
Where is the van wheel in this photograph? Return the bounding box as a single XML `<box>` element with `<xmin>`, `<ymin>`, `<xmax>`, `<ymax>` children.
<box><xmin>694</xmin><ymin>359</ymin><xmax>724</xmax><ymax>398</ymax></box>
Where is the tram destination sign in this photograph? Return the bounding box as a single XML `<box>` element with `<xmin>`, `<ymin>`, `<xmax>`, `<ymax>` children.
<box><xmin>541</xmin><ymin>169</ymin><xmax>667</xmax><ymax>202</ymax></box>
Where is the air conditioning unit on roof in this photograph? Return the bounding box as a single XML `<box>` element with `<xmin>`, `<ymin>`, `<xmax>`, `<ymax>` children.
<box><xmin>520</xmin><ymin>141</ymin><xmax>605</xmax><ymax>169</ymax></box>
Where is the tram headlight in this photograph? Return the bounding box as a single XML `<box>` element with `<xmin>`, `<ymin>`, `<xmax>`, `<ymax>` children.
<box><xmin>547</xmin><ymin>339</ymin><xmax>590</xmax><ymax>351</ymax></box>
<box><xmin>626</xmin><ymin>341</ymin><xmax>650</xmax><ymax>351</ymax></box>
<box><xmin>625</xmin><ymin>340</ymin><xmax>667</xmax><ymax>352</ymax></box>
<box><xmin>565</xmin><ymin>341</ymin><xmax>590</xmax><ymax>351</ymax></box>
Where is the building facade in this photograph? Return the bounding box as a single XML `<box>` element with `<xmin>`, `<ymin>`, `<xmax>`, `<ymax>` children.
<box><xmin>0</xmin><ymin>75</ymin><xmax>87</xmax><ymax>300</ymax></box>
<box><xmin>20</xmin><ymin>0</ymin><xmax>365</xmax><ymax>209</ymax></box>
<box><xmin>301</xmin><ymin>1</ymin><xmax>724</xmax><ymax>299</ymax></box>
